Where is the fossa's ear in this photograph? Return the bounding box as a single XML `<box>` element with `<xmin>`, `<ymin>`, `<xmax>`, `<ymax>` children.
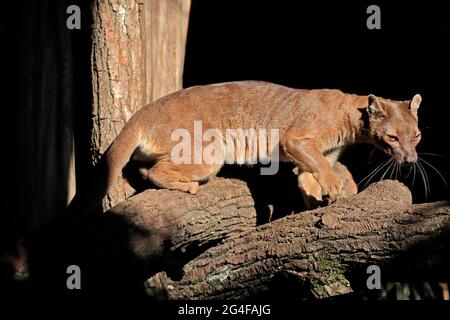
<box><xmin>367</xmin><ymin>94</ymin><xmax>385</xmax><ymax>117</ymax></box>
<box><xmin>409</xmin><ymin>94</ymin><xmax>422</xmax><ymax>120</ymax></box>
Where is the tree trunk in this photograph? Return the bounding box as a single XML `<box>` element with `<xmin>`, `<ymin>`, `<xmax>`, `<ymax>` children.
<box><xmin>144</xmin><ymin>0</ymin><xmax>191</xmax><ymax>102</ymax></box>
<box><xmin>90</xmin><ymin>0</ymin><xmax>191</xmax><ymax>210</ymax></box>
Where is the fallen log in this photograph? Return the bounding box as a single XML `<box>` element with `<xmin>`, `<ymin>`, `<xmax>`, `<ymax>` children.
<box><xmin>2</xmin><ymin>168</ymin><xmax>449</xmax><ymax>300</ymax></box>
<box><xmin>101</xmin><ymin>161</ymin><xmax>358</xmax><ymax>279</ymax></box>
<box><xmin>143</xmin><ymin>180</ymin><xmax>450</xmax><ymax>299</ymax></box>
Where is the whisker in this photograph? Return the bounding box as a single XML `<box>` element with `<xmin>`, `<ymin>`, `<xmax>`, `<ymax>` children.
<box><xmin>417</xmin><ymin>161</ymin><xmax>430</xmax><ymax>199</ymax></box>
<box><xmin>422</xmin><ymin>162</ymin><xmax>431</xmax><ymax>198</ymax></box>
<box><xmin>389</xmin><ymin>161</ymin><xmax>396</xmax><ymax>180</ymax></box>
<box><xmin>405</xmin><ymin>165</ymin><xmax>413</xmax><ymax>179</ymax></box>
<box><xmin>423</xmin><ymin>162</ymin><xmax>430</xmax><ymax>198</ymax></box>
<box><xmin>418</xmin><ymin>152</ymin><xmax>448</xmax><ymax>159</ymax></box>
<box><xmin>395</xmin><ymin>162</ymin><xmax>400</xmax><ymax>180</ymax></box>
<box><xmin>416</xmin><ymin>162</ymin><xmax>426</xmax><ymax>198</ymax></box>
<box><xmin>395</xmin><ymin>163</ymin><xmax>400</xmax><ymax>180</ymax></box>
<box><xmin>362</xmin><ymin>158</ymin><xmax>391</xmax><ymax>180</ymax></box>
<box><xmin>359</xmin><ymin>163</ymin><xmax>383</xmax><ymax>187</ymax></box>
<box><xmin>380</xmin><ymin>158</ymin><xmax>396</xmax><ymax>182</ymax></box>
<box><xmin>359</xmin><ymin>158</ymin><xmax>392</xmax><ymax>189</ymax></box>
<box><xmin>419</xmin><ymin>158</ymin><xmax>448</xmax><ymax>186</ymax></box>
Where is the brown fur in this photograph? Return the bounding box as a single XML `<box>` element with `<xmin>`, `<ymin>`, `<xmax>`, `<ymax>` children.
<box><xmin>69</xmin><ymin>81</ymin><xmax>422</xmax><ymax>213</ymax></box>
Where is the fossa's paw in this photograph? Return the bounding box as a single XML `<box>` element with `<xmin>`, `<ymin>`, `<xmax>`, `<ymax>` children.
<box><xmin>297</xmin><ymin>161</ymin><xmax>358</xmax><ymax>209</ymax></box>
<box><xmin>314</xmin><ymin>170</ymin><xmax>344</xmax><ymax>198</ymax></box>
<box><xmin>188</xmin><ymin>182</ymin><xmax>199</xmax><ymax>194</ymax></box>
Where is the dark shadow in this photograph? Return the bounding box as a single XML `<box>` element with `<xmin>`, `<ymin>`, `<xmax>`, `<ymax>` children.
<box><xmin>218</xmin><ymin>164</ymin><xmax>307</xmax><ymax>224</ymax></box>
<box><xmin>122</xmin><ymin>159</ymin><xmax>158</xmax><ymax>193</ymax></box>
<box><xmin>346</xmin><ymin>203</ymin><xmax>450</xmax><ymax>299</ymax></box>
<box><xmin>124</xmin><ymin>159</ymin><xmax>308</xmax><ymax>226</ymax></box>
<box><xmin>0</xmin><ymin>0</ymin><xmax>93</xmax><ymax>250</ymax></box>
<box><xmin>0</xmin><ymin>200</ymin><xmax>230</xmax><ymax>303</ymax></box>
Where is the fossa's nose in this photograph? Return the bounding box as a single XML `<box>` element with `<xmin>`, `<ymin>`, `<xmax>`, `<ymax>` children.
<box><xmin>404</xmin><ymin>155</ymin><xmax>417</xmax><ymax>166</ymax></box>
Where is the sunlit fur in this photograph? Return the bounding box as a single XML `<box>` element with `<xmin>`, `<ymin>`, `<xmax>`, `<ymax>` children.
<box><xmin>365</xmin><ymin>94</ymin><xmax>422</xmax><ymax>166</ymax></box>
<box><xmin>67</xmin><ymin>81</ymin><xmax>427</xmax><ymax>214</ymax></box>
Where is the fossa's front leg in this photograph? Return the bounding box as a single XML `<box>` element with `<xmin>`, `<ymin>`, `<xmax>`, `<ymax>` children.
<box><xmin>296</xmin><ymin>161</ymin><xmax>358</xmax><ymax>209</ymax></box>
<box><xmin>294</xmin><ymin>147</ymin><xmax>357</xmax><ymax>209</ymax></box>
<box><xmin>283</xmin><ymin>137</ymin><xmax>344</xmax><ymax>199</ymax></box>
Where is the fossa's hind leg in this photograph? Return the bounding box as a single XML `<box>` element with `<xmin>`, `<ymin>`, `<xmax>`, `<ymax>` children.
<box><xmin>139</xmin><ymin>160</ymin><xmax>221</xmax><ymax>194</ymax></box>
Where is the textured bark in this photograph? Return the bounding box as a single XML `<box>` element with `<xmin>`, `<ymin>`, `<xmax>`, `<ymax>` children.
<box><xmin>90</xmin><ymin>0</ymin><xmax>191</xmax><ymax>210</ymax></box>
<box><xmin>5</xmin><ymin>175</ymin><xmax>449</xmax><ymax>300</ymax></box>
<box><xmin>139</xmin><ymin>180</ymin><xmax>450</xmax><ymax>299</ymax></box>
<box><xmin>91</xmin><ymin>0</ymin><xmax>147</xmax><ymax>210</ymax></box>
<box><xmin>0</xmin><ymin>177</ymin><xmax>258</xmax><ymax>298</ymax></box>
<box><xmin>102</xmin><ymin>161</ymin><xmax>356</xmax><ymax>277</ymax></box>
<box><xmin>105</xmin><ymin>177</ymin><xmax>257</xmax><ymax>269</ymax></box>
<box><xmin>85</xmin><ymin>171</ymin><xmax>450</xmax><ymax>299</ymax></box>
<box><xmin>144</xmin><ymin>0</ymin><xmax>191</xmax><ymax>102</ymax></box>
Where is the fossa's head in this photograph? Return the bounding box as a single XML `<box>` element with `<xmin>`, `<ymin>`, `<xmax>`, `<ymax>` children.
<box><xmin>366</xmin><ymin>94</ymin><xmax>422</xmax><ymax>165</ymax></box>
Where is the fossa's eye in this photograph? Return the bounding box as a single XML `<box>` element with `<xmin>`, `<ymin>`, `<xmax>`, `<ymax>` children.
<box><xmin>386</xmin><ymin>134</ymin><xmax>399</xmax><ymax>143</ymax></box>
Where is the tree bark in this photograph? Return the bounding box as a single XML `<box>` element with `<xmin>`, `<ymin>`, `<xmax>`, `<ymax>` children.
<box><xmin>138</xmin><ymin>180</ymin><xmax>450</xmax><ymax>300</ymax></box>
<box><xmin>6</xmin><ymin>173</ymin><xmax>450</xmax><ymax>300</ymax></box>
<box><xmin>91</xmin><ymin>0</ymin><xmax>147</xmax><ymax>210</ymax></box>
<box><xmin>144</xmin><ymin>0</ymin><xmax>191</xmax><ymax>102</ymax></box>
<box><xmin>89</xmin><ymin>173</ymin><xmax>450</xmax><ymax>299</ymax></box>
<box><xmin>90</xmin><ymin>0</ymin><xmax>191</xmax><ymax>210</ymax></box>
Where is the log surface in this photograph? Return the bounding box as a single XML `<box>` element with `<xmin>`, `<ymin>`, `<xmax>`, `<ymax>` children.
<box><xmin>100</xmin><ymin>177</ymin><xmax>450</xmax><ymax>299</ymax></box>
<box><xmin>4</xmin><ymin>177</ymin><xmax>449</xmax><ymax>300</ymax></box>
